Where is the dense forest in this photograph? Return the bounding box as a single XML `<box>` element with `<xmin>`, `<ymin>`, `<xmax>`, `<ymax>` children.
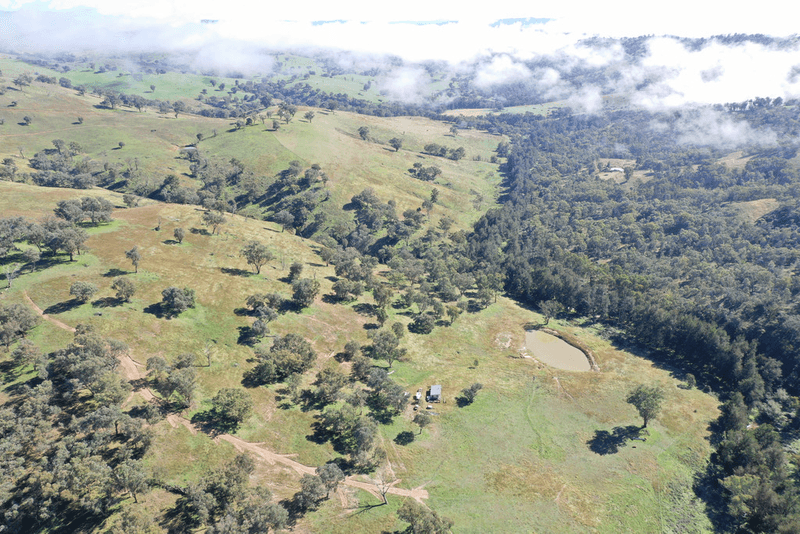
<box><xmin>461</xmin><ymin>104</ymin><xmax>800</xmax><ymax>532</ymax></box>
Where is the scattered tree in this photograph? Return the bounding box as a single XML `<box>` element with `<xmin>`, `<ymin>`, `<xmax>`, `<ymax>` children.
<box><xmin>0</xmin><ymin>303</ymin><xmax>39</xmax><ymax>349</ymax></box>
<box><xmin>109</xmin><ymin>277</ymin><xmax>135</xmax><ymax>302</ymax></box>
<box><xmin>113</xmin><ymin>459</ymin><xmax>149</xmax><ymax>503</ymax></box>
<box><xmin>388</xmin><ymin>137</ymin><xmax>403</xmax><ymax>152</ymax></box>
<box><xmin>126</xmin><ymin>246</ymin><xmax>142</xmax><ymax>273</ymax></box>
<box><xmin>397</xmin><ymin>499</ymin><xmax>453</xmax><ymax>534</ymax></box>
<box><xmin>458</xmin><ymin>383</ymin><xmax>483</xmax><ymax>406</ymax></box>
<box><xmin>413</xmin><ymin>412</ymin><xmax>431</xmax><ymax>434</ymax></box>
<box><xmin>539</xmin><ymin>299</ymin><xmax>564</xmax><ymax>325</ymax></box>
<box><xmin>81</xmin><ymin>196</ymin><xmax>114</xmax><ymax>225</ymax></box>
<box><xmin>358</xmin><ymin>126</ymin><xmax>370</xmax><ymax>140</ymax></box>
<box><xmin>370</xmin><ymin>329</ymin><xmax>406</xmax><ymax>368</ymax></box>
<box><xmin>626</xmin><ymin>384</ymin><xmax>665</xmax><ymax>428</ymax></box>
<box><xmin>446</xmin><ymin>305</ymin><xmax>462</xmax><ymax>325</ymax></box>
<box><xmin>278</xmin><ymin>102</ymin><xmax>297</xmax><ymax>124</ymax></box>
<box><xmin>240</xmin><ymin>241</ymin><xmax>274</xmax><ymax>274</ymax></box>
<box><xmin>304</xmin><ymin>111</ymin><xmax>315</xmax><ymax>122</ymax></box>
<box><xmin>23</xmin><ymin>248</ymin><xmax>39</xmax><ymax>272</ymax></box>
<box><xmin>273</xmin><ymin>210</ymin><xmax>294</xmax><ymax>232</ymax></box>
<box><xmin>288</xmin><ymin>261</ymin><xmax>304</xmax><ymax>281</ymax></box>
<box><xmin>343</xmin><ymin>340</ymin><xmax>361</xmax><ymax>360</ymax></box>
<box><xmin>292</xmin><ymin>278</ymin><xmax>320</xmax><ymax>309</ymax></box>
<box><xmin>13</xmin><ymin>73</ymin><xmax>32</xmax><ymax>91</ymax></box>
<box><xmin>3</xmin><ymin>263</ymin><xmax>21</xmax><ymax>289</ymax></box>
<box><xmin>409</xmin><ymin>313</ymin><xmax>434</xmax><ymax>334</ymax></box>
<box><xmin>295</xmin><ymin>474</ymin><xmax>326</xmax><ymax>511</ymax></box>
<box><xmin>161</xmin><ymin>286</ymin><xmax>196</xmax><ymax>316</ymax></box>
<box><xmin>210</xmin><ymin>388</ymin><xmax>253</xmax><ymax>430</ymax></box>
<box><xmin>54</xmin><ymin>199</ymin><xmax>86</xmax><ymax>224</ymax></box>
<box><xmin>173</xmin><ymin>227</ymin><xmax>185</xmax><ymax>244</ymax></box>
<box><xmin>70</xmin><ymin>281</ymin><xmax>98</xmax><ymax>302</ymax></box>
<box><xmin>202</xmin><ymin>210</ymin><xmax>226</xmax><ymax>235</ymax></box>
<box><xmin>123</xmin><ymin>194</ymin><xmax>139</xmax><ymax>208</ymax></box>
<box><xmin>316</xmin><ymin>463</ymin><xmax>345</xmax><ymax>498</ymax></box>
<box><xmin>315</xmin><ymin>363</ymin><xmax>348</xmax><ymax>404</ymax></box>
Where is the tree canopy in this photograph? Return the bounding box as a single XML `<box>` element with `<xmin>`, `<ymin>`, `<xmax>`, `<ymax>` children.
<box><xmin>240</xmin><ymin>241</ymin><xmax>273</xmax><ymax>274</ymax></box>
<box><xmin>626</xmin><ymin>385</ymin><xmax>665</xmax><ymax>428</ymax></box>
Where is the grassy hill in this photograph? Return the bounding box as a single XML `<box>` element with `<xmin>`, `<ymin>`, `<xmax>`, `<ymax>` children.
<box><xmin>0</xmin><ymin>59</ymin><xmax>721</xmax><ymax>533</ymax></box>
<box><xmin>0</xmin><ymin>66</ymin><xmax>500</xmax><ymax>230</ymax></box>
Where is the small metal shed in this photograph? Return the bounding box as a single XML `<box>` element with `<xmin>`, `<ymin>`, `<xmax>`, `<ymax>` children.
<box><xmin>429</xmin><ymin>385</ymin><xmax>442</xmax><ymax>402</ymax></box>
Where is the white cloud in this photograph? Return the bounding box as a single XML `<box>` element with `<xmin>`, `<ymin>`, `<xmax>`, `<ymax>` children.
<box><xmin>2</xmin><ymin>0</ymin><xmax>800</xmax><ymax>109</ymax></box>
<box><xmin>566</xmin><ymin>85</ymin><xmax>603</xmax><ymax>113</ymax></box>
<box><xmin>654</xmin><ymin>108</ymin><xmax>779</xmax><ymax>148</ymax></box>
<box><xmin>473</xmin><ymin>55</ymin><xmax>532</xmax><ymax>88</ymax></box>
<box><xmin>378</xmin><ymin>66</ymin><xmax>431</xmax><ymax>103</ymax></box>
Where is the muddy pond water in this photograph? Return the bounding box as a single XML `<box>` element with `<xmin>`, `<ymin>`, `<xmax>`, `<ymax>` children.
<box><xmin>525</xmin><ymin>330</ymin><xmax>591</xmax><ymax>372</ymax></box>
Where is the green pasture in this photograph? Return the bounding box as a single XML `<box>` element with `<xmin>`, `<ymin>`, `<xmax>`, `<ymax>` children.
<box><xmin>0</xmin><ymin>62</ymin><xmax>720</xmax><ymax>533</ymax></box>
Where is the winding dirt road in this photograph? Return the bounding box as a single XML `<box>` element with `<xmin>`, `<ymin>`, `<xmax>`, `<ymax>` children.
<box><xmin>23</xmin><ymin>291</ymin><xmax>428</xmax><ymax>504</ymax></box>
<box><xmin>23</xmin><ymin>290</ymin><xmax>76</xmax><ymax>332</ymax></box>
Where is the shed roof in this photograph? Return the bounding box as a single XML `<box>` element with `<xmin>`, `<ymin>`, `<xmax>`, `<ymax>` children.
<box><xmin>430</xmin><ymin>385</ymin><xmax>442</xmax><ymax>396</ymax></box>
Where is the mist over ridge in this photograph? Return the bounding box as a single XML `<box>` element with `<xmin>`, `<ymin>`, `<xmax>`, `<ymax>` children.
<box><xmin>2</xmin><ymin>1</ymin><xmax>799</xmax><ymax>115</ymax></box>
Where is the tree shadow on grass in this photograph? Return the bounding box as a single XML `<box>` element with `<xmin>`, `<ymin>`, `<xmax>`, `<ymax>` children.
<box><xmin>221</xmin><ymin>267</ymin><xmax>252</xmax><ymax>277</ymax></box>
<box><xmin>0</xmin><ymin>359</ymin><xmax>20</xmax><ymax>385</ymax></box>
<box><xmin>394</xmin><ymin>431</ymin><xmax>415</xmax><ymax>445</ymax></box>
<box><xmin>352</xmin><ymin>502</ymin><xmax>389</xmax><ymax>516</ymax></box>
<box><xmin>92</xmin><ymin>297</ymin><xmax>123</xmax><ymax>308</ymax></box>
<box><xmin>190</xmin><ymin>410</ymin><xmax>240</xmax><ymax>434</ymax></box>
<box><xmin>298</xmin><ymin>389</ymin><xmax>331</xmax><ymax>413</ymax></box>
<box><xmin>44</xmin><ymin>299</ymin><xmax>83</xmax><ymax>315</ymax></box>
<box><xmin>143</xmin><ymin>302</ymin><xmax>168</xmax><ymax>319</ymax></box>
<box><xmin>102</xmin><ymin>268</ymin><xmax>128</xmax><ymax>277</ymax></box>
<box><xmin>587</xmin><ymin>425</ymin><xmax>643</xmax><ymax>455</ymax></box>
<box><xmin>189</xmin><ymin>227</ymin><xmax>210</xmax><ymax>236</ymax></box>
<box><xmin>455</xmin><ymin>396</ymin><xmax>474</xmax><ymax>408</ymax></box>
<box><xmin>352</xmin><ymin>303</ymin><xmax>376</xmax><ymax>316</ymax></box>
<box><xmin>237</xmin><ymin>326</ymin><xmax>270</xmax><ymax>346</ymax></box>
<box><xmin>307</xmin><ymin>419</ymin><xmax>335</xmax><ymax>446</ymax></box>
<box><xmin>333</xmin><ymin>351</ymin><xmax>351</xmax><ymax>363</ymax></box>
<box><xmin>307</xmin><ymin>415</ymin><xmax>357</xmax><ymax>454</ymax></box>
<box><xmin>321</xmin><ymin>294</ymin><xmax>339</xmax><ymax>304</ymax></box>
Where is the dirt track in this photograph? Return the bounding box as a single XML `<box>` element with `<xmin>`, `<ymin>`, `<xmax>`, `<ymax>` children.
<box><xmin>23</xmin><ymin>290</ymin><xmax>76</xmax><ymax>332</ymax></box>
<box><xmin>23</xmin><ymin>291</ymin><xmax>428</xmax><ymax>504</ymax></box>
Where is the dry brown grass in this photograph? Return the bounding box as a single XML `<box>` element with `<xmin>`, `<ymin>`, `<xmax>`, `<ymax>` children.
<box><xmin>717</xmin><ymin>150</ymin><xmax>753</xmax><ymax>170</ymax></box>
<box><xmin>728</xmin><ymin>198</ymin><xmax>780</xmax><ymax>224</ymax></box>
